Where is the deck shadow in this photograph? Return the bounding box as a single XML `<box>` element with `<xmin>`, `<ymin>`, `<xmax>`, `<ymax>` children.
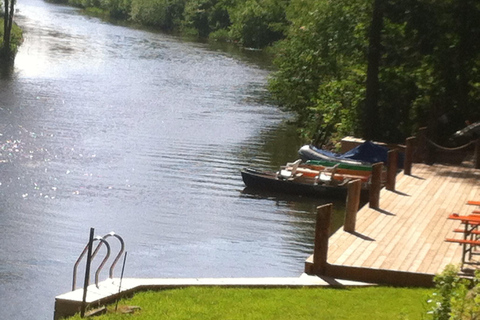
<box><xmin>347</xmin><ymin>231</ymin><xmax>375</xmax><ymax>241</ymax></box>
<box><xmin>317</xmin><ymin>276</ymin><xmax>350</xmax><ymax>288</ymax></box>
<box><xmin>406</xmin><ymin>174</ymin><xmax>426</xmax><ymax>180</ymax></box>
<box><xmin>390</xmin><ymin>190</ymin><xmax>410</xmax><ymax>196</ymax></box>
<box><xmin>374</xmin><ymin>208</ymin><xmax>396</xmax><ymax>216</ymax></box>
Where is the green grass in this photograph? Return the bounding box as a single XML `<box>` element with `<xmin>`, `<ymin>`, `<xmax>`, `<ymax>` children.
<box><xmin>68</xmin><ymin>286</ymin><xmax>433</xmax><ymax>320</ymax></box>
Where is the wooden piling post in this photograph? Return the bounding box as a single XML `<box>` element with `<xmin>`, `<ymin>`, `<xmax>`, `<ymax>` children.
<box><xmin>313</xmin><ymin>203</ymin><xmax>332</xmax><ymax>275</ymax></box>
<box><xmin>386</xmin><ymin>149</ymin><xmax>398</xmax><ymax>191</ymax></box>
<box><xmin>344</xmin><ymin>179</ymin><xmax>362</xmax><ymax>233</ymax></box>
<box><xmin>369</xmin><ymin>162</ymin><xmax>383</xmax><ymax>209</ymax></box>
<box><xmin>404</xmin><ymin>136</ymin><xmax>415</xmax><ymax>175</ymax></box>
<box><xmin>475</xmin><ymin>139</ymin><xmax>480</xmax><ymax>170</ymax></box>
<box><xmin>417</xmin><ymin>127</ymin><xmax>427</xmax><ymax>163</ymax></box>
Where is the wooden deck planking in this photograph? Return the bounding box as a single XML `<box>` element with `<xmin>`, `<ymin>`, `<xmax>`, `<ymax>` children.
<box><xmin>394</xmin><ymin>168</ymin><xmax>459</xmax><ymax>270</ymax></box>
<box><xmin>318</xmin><ymin>162</ymin><xmax>480</xmax><ymax>285</ymax></box>
<box><xmin>467</xmin><ymin>187</ymin><xmax>480</xmax><ymax>204</ymax></box>
<box><xmin>398</xmin><ymin>170</ymin><xmax>468</xmax><ymax>271</ymax></box>
<box><xmin>327</xmin><ymin>206</ymin><xmax>384</xmax><ymax>262</ymax></box>
<box><xmin>420</xmin><ymin>210</ymin><xmax>461</xmax><ymax>273</ymax></box>
<box><xmin>357</xmin><ymin>208</ymin><xmax>404</xmax><ymax>268</ymax></box>
<box><xmin>408</xmin><ymin>207</ymin><xmax>456</xmax><ymax>273</ymax></box>
<box><xmin>363</xmin><ymin>173</ymin><xmax>437</xmax><ymax>269</ymax></box>
<box><xmin>397</xmin><ymin>181</ymin><xmax>462</xmax><ymax>272</ymax></box>
<box><xmin>414</xmin><ymin>209</ymin><xmax>456</xmax><ymax>273</ymax></box>
<box><xmin>382</xmin><ymin>186</ymin><xmax>441</xmax><ymax>271</ymax></box>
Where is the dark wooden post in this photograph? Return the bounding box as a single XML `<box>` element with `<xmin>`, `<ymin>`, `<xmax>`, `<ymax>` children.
<box><xmin>313</xmin><ymin>204</ymin><xmax>332</xmax><ymax>275</ymax></box>
<box><xmin>369</xmin><ymin>162</ymin><xmax>383</xmax><ymax>209</ymax></box>
<box><xmin>417</xmin><ymin>127</ymin><xmax>427</xmax><ymax>163</ymax></box>
<box><xmin>475</xmin><ymin>139</ymin><xmax>480</xmax><ymax>170</ymax></box>
<box><xmin>386</xmin><ymin>149</ymin><xmax>398</xmax><ymax>191</ymax></box>
<box><xmin>81</xmin><ymin>228</ymin><xmax>95</xmax><ymax>318</ymax></box>
<box><xmin>344</xmin><ymin>179</ymin><xmax>362</xmax><ymax>233</ymax></box>
<box><xmin>404</xmin><ymin>136</ymin><xmax>415</xmax><ymax>175</ymax></box>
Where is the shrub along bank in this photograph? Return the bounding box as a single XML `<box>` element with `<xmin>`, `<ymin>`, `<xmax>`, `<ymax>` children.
<box><xmin>48</xmin><ymin>0</ymin><xmax>289</xmax><ymax>48</ymax></box>
<box><xmin>0</xmin><ymin>18</ymin><xmax>23</xmax><ymax>58</ymax></box>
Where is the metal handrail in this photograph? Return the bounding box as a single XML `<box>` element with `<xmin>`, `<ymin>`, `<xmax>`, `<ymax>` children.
<box><xmin>102</xmin><ymin>232</ymin><xmax>125</xmax><ymax>279</ymax></box>
<box><xmin>72</xmin><ymin>232</ymin><xmax>125</xmax><ymax>291</ymax></box>
<box><xmin>88</xmin><ymin>232</ymin><xmax>124</xmax><ymax>281</ymax></box>
<box><xmin>93</xmin><ymin>238</ymin><xmax>111</xmax><ymax>288</ymax></box>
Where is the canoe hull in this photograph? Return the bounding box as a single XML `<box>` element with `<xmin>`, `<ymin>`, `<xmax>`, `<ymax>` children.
<box><xmin>241</xmin><ymin>168</ymin><xmax>351</xmax><ymax>198</ymax></box>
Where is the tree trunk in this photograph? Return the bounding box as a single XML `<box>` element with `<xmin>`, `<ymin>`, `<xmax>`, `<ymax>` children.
<box><xmin>456</xmin><ymin>0</ymin><xmax>469</xmax><ymax>118</ymax></box>
<box><xmin>3</xmin><ymin>0</ymin><xmax>9</xmax><ymax>45</ymax></box>
<box><xmin>2</xmin><ymin>0</ymin><xmax>14</xmax><ymax>54</ymax></box>
<box><xmin>363</xmin><ymin>0</ymin><xmax>384</xmax><ymax>141</ymax></box>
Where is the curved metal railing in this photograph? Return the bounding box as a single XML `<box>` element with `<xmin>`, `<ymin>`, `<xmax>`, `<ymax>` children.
<box><xmin>72</xmin><ymin>231</ymin><xmax>125</xmax><ymax>290</ymax></box>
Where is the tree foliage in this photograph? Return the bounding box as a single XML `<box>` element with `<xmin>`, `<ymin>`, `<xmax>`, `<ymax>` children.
<box><xmin>269</xmin><ymin>0</ymin><xmax>480</xmax><ymax>144</ymax></box>
<box><xmin>1</xmin><ymin>0</ymin><xmax>22</xmax><ymax>61</ymax></box>
<box><xmin>129</xmin><ymin>0</ymin><xmax>186</xmax><ymax>29</ymax></box>
<box><xmin>57</xmin><ymin>0</ymin><xmax>289</xmax><ymax>48</ymax></box>
<box><xmin>181</xmin><ymin>0</ymin><xmax>231</xmax><ymax>37</ymax></box>
<box><xmin>268</xmin><ymin>0</ymin><xmax>370</xmax><ymax>143</ymax></box>
<box><xmin>227</xmin><ymin>0</ymin><xmax>288</xmax><ymax>48</ymax></box>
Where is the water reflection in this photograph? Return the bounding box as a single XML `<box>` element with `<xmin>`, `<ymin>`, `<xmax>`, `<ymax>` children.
<box><xmin>0</xmin><ymin>58</ymin><xmax>15</xmax><ymax>79</ymax></box>
<box><xmin>241</xmin><ymin>188</ymin><xmax>348</xmax><ymax>234</ymax></box>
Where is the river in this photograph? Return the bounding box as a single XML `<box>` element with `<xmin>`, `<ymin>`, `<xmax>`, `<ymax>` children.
<box><xmin>0</xmin><ymin>1</ymin><xmax>346</xmax><ymax>319</ymax></box>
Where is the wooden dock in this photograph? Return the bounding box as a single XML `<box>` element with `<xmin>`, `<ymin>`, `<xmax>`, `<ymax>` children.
<box><xmin>305</xmin><ymin>162</ymin><xmax>480</xmax><ymax>286</ymax></box>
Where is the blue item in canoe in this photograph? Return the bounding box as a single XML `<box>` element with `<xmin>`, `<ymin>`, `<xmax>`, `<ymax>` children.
<box><xmin>298</xmin><ymin>141</ymin><xmax>389</xmax><ymax>164</ymax></box>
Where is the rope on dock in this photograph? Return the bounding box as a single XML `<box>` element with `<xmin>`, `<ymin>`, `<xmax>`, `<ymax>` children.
<box><xmin>426</xmin><ymin>138</ymin><xmax>475</xmax><ymax>152</ymax></box>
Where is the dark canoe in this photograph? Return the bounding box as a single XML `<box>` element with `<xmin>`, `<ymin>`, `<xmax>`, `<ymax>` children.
<box><xmin>240</xmin><ymin>168</ymin><xmax>352</xmax><ymax>198</ymax></box>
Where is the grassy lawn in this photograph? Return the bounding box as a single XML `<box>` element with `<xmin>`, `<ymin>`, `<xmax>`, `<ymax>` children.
<box><xmin>68</xmin><ymin>286</ymin><xmax>433</xmax><ymax>319</ymax></box>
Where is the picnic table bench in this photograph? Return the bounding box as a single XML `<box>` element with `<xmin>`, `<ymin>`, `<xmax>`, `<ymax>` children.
<box><xmin>446</xmin><ymin>213</ymin><xmax>480</xmax><ymax>268</ymax></box>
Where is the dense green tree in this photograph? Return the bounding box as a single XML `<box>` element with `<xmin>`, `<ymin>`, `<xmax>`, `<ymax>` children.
<box><xmin>51</xmin><ymin>0</ymin><xmax>290</xmax><ymax>48</ymax></box>
<box><xmin>102</xmin><ymin>0</ymin><xmax>132</xmax><ymax>19</ymax></box>
<box><xmin>130</xmin><ymin>0</ymin><xmax>186</xmax><ymax>29</ymax></box>
<box><xmin>181</xmin><ymin>0</ymin><xmax>231</xmax><ymax>37</ymax></box>
<box><xmin>269</xmin><ymin>0</ymin><xmax>370</xmax><ymax>143</ymax></box>
<box><xmin>228</xmin><ymin>0</ymin><xmax>288</xmax><ymax>48</ymax></box>
<box><xmin>1</xmin><ymin>0</ymin><xmax>15</xmax><ymax>58</ymax></box>
<box><xmin>363</xmin><ymin>0</ymin><xmax>384</xmax><ymax>141</ymax></box>
<box><xmin>269</xmin><ymin>0</ymin><xmax>480</xmax><ymax>145</ymax></box>
<box><xmin>381</xmin><ymin>0</ymin><xmax>480</xmax><ymax>142</ymax></box>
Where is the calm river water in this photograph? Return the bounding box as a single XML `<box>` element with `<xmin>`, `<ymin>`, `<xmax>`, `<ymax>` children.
<box><xmin>0</xmin><ymin>1</ymin><xmax>346</xmax><ymax>319</ymax></box>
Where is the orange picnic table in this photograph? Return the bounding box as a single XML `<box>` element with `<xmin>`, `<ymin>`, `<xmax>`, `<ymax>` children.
<box><xmin>446</xmin><ymin>213</ymin><xmax>480</xmax><ymax>268</ymax></box>
<box><xmin>467</xmin><ymin>200</ymin><xmax>480</xmax><ymax>214</ymax></box>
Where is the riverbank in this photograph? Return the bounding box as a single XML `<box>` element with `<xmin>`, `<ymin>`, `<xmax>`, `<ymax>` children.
<box><xmin>0</xmin><ymin>18</ymin><xmax>23</xmax><ymax>61</ymax></box>
<box><xmin>63</xmin><ymin>285</ymin><xmax>432</xmax><ymax>320</ymax></box>
<box><xmin>46</xmin><ymin>0</ymin><xmax>287</xmax><ymax>49</ymax></box>
<box><xmin>55</xmin><ymin>274</ymin><xmax>373</xmax><ymax>319</ymax></box>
